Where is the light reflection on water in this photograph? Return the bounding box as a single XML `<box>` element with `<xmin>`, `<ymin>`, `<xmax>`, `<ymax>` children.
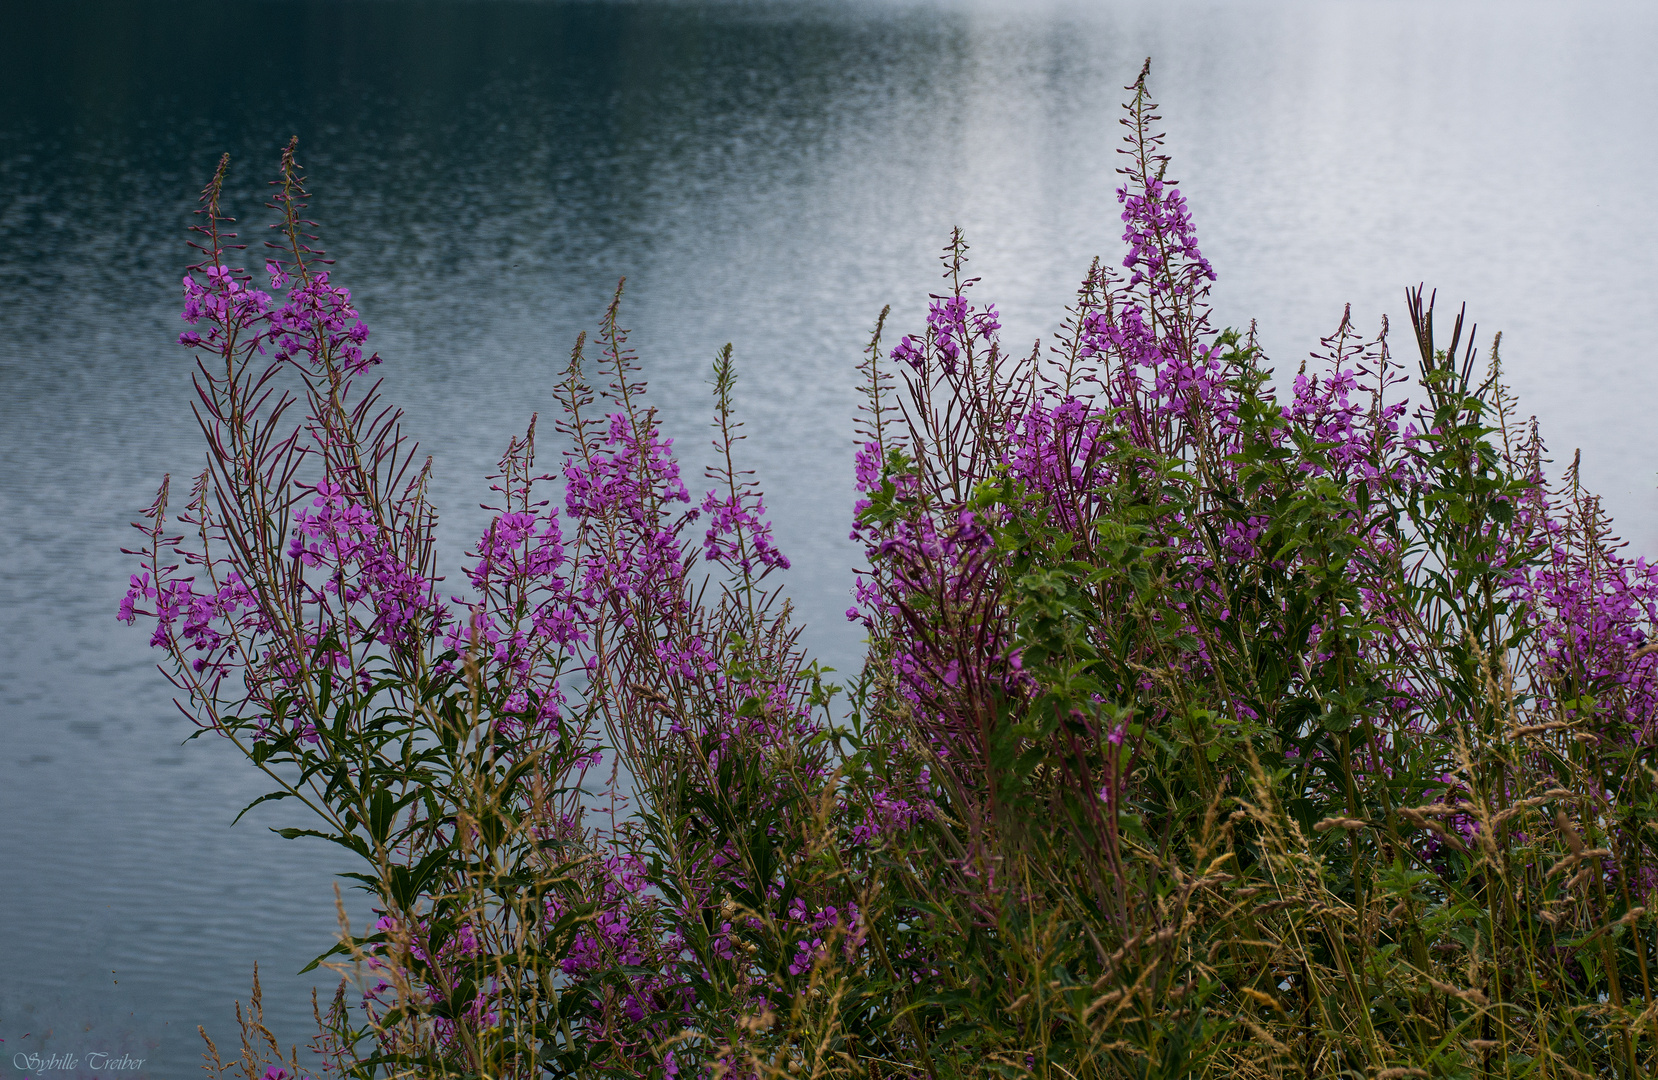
<box><xmin>2</xmin><ymin>0</ymin><xmax>1655</xmax><ymax>1073</ymax></box>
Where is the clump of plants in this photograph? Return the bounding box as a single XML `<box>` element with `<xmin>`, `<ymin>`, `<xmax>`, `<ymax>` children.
<box><xmin>122</xmin><ymin>63</ymin><xmax>1658</xmax><ymax>1079</ymax></box>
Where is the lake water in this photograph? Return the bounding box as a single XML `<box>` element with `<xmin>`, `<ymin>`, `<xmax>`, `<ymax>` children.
<box><xmin>3</xmin><ymin>0</ymin><xmax>1656</xmax><ymax>1075</ymax></box>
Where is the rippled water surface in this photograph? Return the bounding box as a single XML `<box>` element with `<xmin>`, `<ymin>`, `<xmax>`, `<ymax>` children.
<box><xmin>3</xmin><ymin>0</ymin><xmax>1656</xmax><ymax>1074</ymax></box>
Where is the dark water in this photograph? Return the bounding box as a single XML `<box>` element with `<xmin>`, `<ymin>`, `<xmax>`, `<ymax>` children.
<box><xmin>3</xmin><ymin>0</ymin><xmax>1656</xmax><ymax>1075</ymax></box>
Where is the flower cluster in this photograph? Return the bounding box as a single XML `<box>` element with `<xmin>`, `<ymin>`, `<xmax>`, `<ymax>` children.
<box><xmin>126</xmin><ymin>71</ymin><xmax>1658</xmax><ymax>1080</ymax></box>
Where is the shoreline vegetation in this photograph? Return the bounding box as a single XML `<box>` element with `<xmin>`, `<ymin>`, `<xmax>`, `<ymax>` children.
<box><xmin>122</xmin><ymin>64</ymin><xmax>1658</xmax><ymax>1079</ymax></box>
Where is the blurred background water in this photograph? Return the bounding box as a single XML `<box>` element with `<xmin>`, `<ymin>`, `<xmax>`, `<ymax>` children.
<box><xmin>2</xmin><ymin>0</ymin><xmax>1655</xmax><ymax>1075</ymax></box>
